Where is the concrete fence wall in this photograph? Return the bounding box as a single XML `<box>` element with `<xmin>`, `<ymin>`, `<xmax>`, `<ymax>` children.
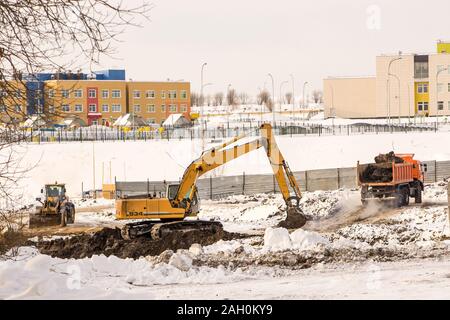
<box><xmin>115</xmin><ymin>160</ymin><xmax>450</xmax><ymax>200</ymax></box>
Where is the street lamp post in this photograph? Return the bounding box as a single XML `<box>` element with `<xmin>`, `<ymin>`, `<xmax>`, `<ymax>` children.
<box><xmin>279</xmin><ymin>80</ymin><xmax>288</xmax><ymax>114</ymax></box>
<box><xmin>389</xmin><ymin>73</ymin><xmax>401</xmax><ymax>124</ymax></box>
<box><xmin>436</xmin><ymin>67</ymin><xmax>448</xmax><ymax>127</ymax></box>
<box><xmin>227</xmin><ymin>83</ymin><xmax>232</xmax><ymax>127</ymax></box>
<box><xmin>387</xmin><ymin>56</ymin><xmax>402</xmax><ymax>128</ymax></box>
<box><xmin>267</xmin><ymin>73</ymin><xmax>275</xmax><ymax>126</ymax></box>
<box><xmin>200</xmin><ymin>62</ymin><xmax>207</xmax><ymax>128</ymax></box>
<box><xmin>302</xmin><ymin>81</ymin><xmax>308</xmax><ymax>109</ymax></box>
<box><xmin>290</xmin><ymin>74</ymin><xmax>295</xmax><ymax>122</ymax></box>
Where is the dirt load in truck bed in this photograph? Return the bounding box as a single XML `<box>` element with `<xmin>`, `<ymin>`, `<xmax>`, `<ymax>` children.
<box><xmin>361</xmin><ymin>151</ymin><xmax>404</xmax><ymax>183</ymax></box>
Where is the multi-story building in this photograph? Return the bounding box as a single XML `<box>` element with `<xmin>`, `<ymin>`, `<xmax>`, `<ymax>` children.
<box><xmin>324</xmin><ymin>41</ymin><xmax>450</xmax><ymax>119</ymax></box>
<box><xmin>0</xmin><ymin>69</ymin><xmax>191</xmax><ymax>126</ymax></box>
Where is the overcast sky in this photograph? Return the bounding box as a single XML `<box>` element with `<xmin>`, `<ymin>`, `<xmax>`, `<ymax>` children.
<box><xmin>98</xmin><ymin>0</ymin><xmax>450</xmax><ymax>97</ymax></box>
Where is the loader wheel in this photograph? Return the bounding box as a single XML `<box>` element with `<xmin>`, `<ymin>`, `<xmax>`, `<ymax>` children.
<box><xmin>60</xmin><ymin>211</ymin><xmax>67</xmax><ymax>227</ymax></box>
<box><xmin>415</xmin><ymin>189</ymin><xmax>422</xmax><ymax>204</ymax></box>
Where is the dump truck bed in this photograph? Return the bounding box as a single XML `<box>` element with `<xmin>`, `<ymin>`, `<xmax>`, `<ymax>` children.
<box><xmin>357</xmin><ymin>161</ymin><xmax>415</xmax><ymax>186</ymax></box>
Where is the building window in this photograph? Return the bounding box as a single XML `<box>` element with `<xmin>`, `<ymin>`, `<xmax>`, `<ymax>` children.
<box><xmin>48</xmin><ymin>89</ymin><xmax>55</xmax><ymax>98</ymax></box>
<box><xmin>0</xmin><ymin>90</ymin><xmax>7</xmax><ymax>97</ymax></box>
<box><xmin>148</xmin><ymin>118</ymin><xmax>156</xmax><ymax>124</ymax></box>
<box><xmin>61</xmin><ymin>89</ymin><xmax>69</xmax><ymax>98</ymax></box>
<box><xmin>417</xmin><ymin>83</ymin><xmax>429</xmax><ymax>93</ymax></box>
<box><xmin>180</xmin><ymin>90</ymin><xmax>187</xmax><ymax>99</ymax></box>
<box><xmin>133</xmin><ymin>90</ymin><xmax>141</xmax><ymax>99</ymax></box>
<box><xmin>169</xmin><ymin>104</ymin><xmax>177</xmax><ymax>112</ymax></box>
<box><xmin>102</xmin><ymin>104</ymin><xmax>109</xmax><ymax>112</ymax></box>
<box><xmin>88</xmin><ymin>89</ymin><xmax>96</xmax><ymax>98</ymax></box>
<box><xmin>180</xmin><ymin>104</ymin><xmax>187</xmax><ymax>112</ymax></box>
<box><xmin>0</xmin><ymin>105</ymin><xmax>5</xmax><ymax>112</ymax></box>
<box><xmin>62</xmin><ymin>104</ymin><xmax>70</xmax><ymax>112</ymax></box>
<box><xmin>74</xmin><ymin>89</ymin><xmax>83</xmax><ymax>98</ymax></box>
<box><xmin>15</xmin><ymin>90</ymin><xmax>22</xmax><ymax>98</ymax></box>
<box><xmin>168</xmin><ymin>90</ymin><xmax>177</xmax><ymax>99</ymax></box>
<box><xmin>112</xmin><ymin>104</ymin><xmax>121</xmax><ymax>112</ymax></box>
<box><xmin>161</xmin><ymin>91</ymin><xmax>166</xmax><ymax>99</ymax></box>
<box><xmin>15</xmin><ymin>105</ymin><xmax>21</xmax><ymax>112</ymax></box>
<box><xmin>448</xmin><ymin>101</ymin><xmax>450</xmax><ymax>110</ymax></box>
<box><xmin>147</xmin><ymin>104</ymin><xmax>155</xmax><ymax>113</ymax></box>
<box><xmin>161</xmin><ymin>104</ymin><xmax>166</xmax><ymax>112</ymax></box>
<box><xmin>89</xmin><ymin>104</ymin><xmax>97</xmax><ymax>113</ymax></box>
<box><xmin>49</xmin><ymin>106</ymin><xmax>55</xmax><ymax>113</ymax></box>
<box><xmin>75</xmin><ymin>104</ymin><xmax>83</xmax><ymax>112</ymax></box>
<box><xmin>112</xmin><ymin>90</ymin><xmax>121</xmax><ymax>98</ymax></box>
<box><xmin>414</xmin><ymin>57</ymin><xmax>429</xmax><ymax>79</ymax></box>
<box><xmin>102</xmin><ymin>90</ymin><xmax>109</xmax><ymax>98</ymax></box>
<box><xmin>146</xmin><ymin>90</ymin><xmax>155</xmax><ymax>98</ymax></box>
<box><xmin>438</xmin><ymin>101</ymin><xmax>444</xmax><ymax>111</ymax></box>
<box><xmin>417</xmin><ymin>102</ymin><xmax>429</xmax><ymax>111</ymax></box>
<box><xmin>437</xmin><ymin>83</ymin><xmax>444</xmax><ymax>93</ymax></box>
<box><xmin>133</xmin><ymin>104</ymin><xmax>141</xmax><ymax>113</ymax></box>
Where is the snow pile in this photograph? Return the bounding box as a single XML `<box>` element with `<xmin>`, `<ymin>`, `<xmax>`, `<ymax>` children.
<box><xmin>299</xmin><ymin>189</ymin><xmax>359</xmax><ymax>220</ymax></box>
<box><xmin>202</xmin><ymin>239</ymin><xmax>256</xmax><ymax>255</ymax></box>
<box><xmin>0</xmin><ymin>247</ymin><xmax>259</xmax><ymax>299</ymax></box>
<box><xmin>423</xmin><ymin>181</ymin><xmax>448</xmax><ymax>202</ymax></box>
<box><xmin>263</xmin><ymin>227</ymin><xmax>329</xmax><ymax>251</ymax></box>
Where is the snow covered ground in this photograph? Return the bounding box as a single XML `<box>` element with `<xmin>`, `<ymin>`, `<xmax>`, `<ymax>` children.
<box><xmin>5</xmin><ymin>130</ymin><xmax>450</xmax><ymax>206</ymax></box>
<box><xmin>0</xmin><ymin>182</ymin><xmax>449</xmax><ymax>299</ymax></box>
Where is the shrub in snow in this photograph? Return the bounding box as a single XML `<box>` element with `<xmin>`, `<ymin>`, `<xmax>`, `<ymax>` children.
<box><xmin>290</xmin><ymin>229</ymin><xmax>329</xmax><ymax>250</ymax></box>
<box><xmin>168</xmin><ymin>253</ymin><xmax>193</xmax><ymax>272</ymax></box>
<box><xmin>263</xmin><ymin>227</ymin><xmax>292</xmax><ymax>251</ymax></box>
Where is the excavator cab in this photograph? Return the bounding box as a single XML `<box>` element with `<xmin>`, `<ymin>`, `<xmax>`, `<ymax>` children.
<box><xmin>166</xmin><ymin>183</ymin><xmax>199</xmax><ymax>215</ymax></box>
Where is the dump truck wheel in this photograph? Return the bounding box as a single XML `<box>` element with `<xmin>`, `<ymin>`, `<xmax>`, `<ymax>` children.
<box><xmin>403</xmin><ymin>188</ymin><xmax>410</xmax><ymax>206</ymax></box>
<box><xmin>394</xmin><ymin>193</ymin><xmax>403</xmax><ymax>208</ymax></box>
<box><xmin>415</xmin><ymin>189</ymin><xmax>422</xmax><ymax>204</ymax></box>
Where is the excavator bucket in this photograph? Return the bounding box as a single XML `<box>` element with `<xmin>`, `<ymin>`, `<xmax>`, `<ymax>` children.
<box><xmin>277</xmin><ymin>207</ymin><xmax>307</xmax><ymax>229</ymax></box>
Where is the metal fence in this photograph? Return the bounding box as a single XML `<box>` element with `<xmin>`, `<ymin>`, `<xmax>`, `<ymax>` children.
<box><xmin>114</xmin><ymin>160</ymin><xmax>450</xmax><ymax>200</ymax></box>
<box><xmin>9</xmin><ymin>122</ymin><xmax>439</xmax><ymax>144</ymax></box>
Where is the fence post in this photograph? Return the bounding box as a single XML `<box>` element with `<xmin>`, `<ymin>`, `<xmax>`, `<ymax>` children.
<box><xmin>305</xmin><ymin>171</ymin><xmax>308</xmax><ymax>192</ymax></box>
<box><xmin>273</xmin><ymin>175</ymin><xmax>276</xmax><ymax>194</ymax></box>
<box><xmin>209</xmin><ymin>176</ymin><xmax>213</xmax><ymax>200</ymax></box>
<box><xmin>337</xmin><ymin>168</ymin><xmax>340</xmax><ymax>189</ymax></box>
<box><xmin>435</xmin><ymin>160</ymin><xmax>438</xmax><ymax>182</ymax></box>
<box><xmin>242</xmin><ymin>172</ymin><xmax>245</xmax><ymax>195</ymax></box>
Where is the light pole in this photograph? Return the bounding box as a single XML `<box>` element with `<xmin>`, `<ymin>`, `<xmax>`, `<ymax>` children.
<box><xmin>227</xmin><ymin>83</ymin><xmax>232</xmax><ymax>126</ymax></box>
<box><xmin>302</xmin><ymin>81</ymin><xmax>308</xmax><ymax>109</ymax></box>
<box><xmin>387</xmin><ymin>56</ymin><xmax>402</xmax><ymax>127</ymax></box>
<box><xmin>436</xmin><ymin>67</ymin><xmax>448</xmax><ymax>126</ymax></box>
<box><xmin>200</xmin><ymin>62</ymin><xmax>207</xmax><ymax>127</ymax></box>
<box><xmin>290</xmin><ymin>74</ymin><xmax>295</xmax><ymax>122</ymax></box>
<box><xmin>267</xmin><ymin>73</ymin><xmax>275</xmax><ymax>125</ymax></box>
<box><xmin>389</xmin><ymin>72</ymin><xmax>401</xmax><ymax>124</ymax></box>
<box><xmin>279</xmin><ymin>80</ymin><xmax>288</xmax><ymax>113</ymax></box>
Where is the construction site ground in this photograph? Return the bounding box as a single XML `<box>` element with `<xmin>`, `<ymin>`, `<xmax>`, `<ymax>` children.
<box><xmin>1</xmin><ymin>182</ymin><xmax>449</xmax><ymax>299</ymax></box>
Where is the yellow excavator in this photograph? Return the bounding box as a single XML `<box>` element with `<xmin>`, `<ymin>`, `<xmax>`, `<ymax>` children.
<box><xmin>116</xmin><ymin>123</ymin><xmax>307</xmax><ymax>239</ymax></box>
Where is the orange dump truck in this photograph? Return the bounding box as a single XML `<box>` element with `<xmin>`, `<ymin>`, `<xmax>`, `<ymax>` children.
<box><xmin>357</xmin><ymin>153</ymin><xmax>427</xmax><ymax>207</ymax></box>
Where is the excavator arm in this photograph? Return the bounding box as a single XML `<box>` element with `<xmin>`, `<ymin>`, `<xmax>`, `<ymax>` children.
<box><xmin>172</xmin><ymin>124</ymin><xmax>304</xmax><ymax>225</ymax></box>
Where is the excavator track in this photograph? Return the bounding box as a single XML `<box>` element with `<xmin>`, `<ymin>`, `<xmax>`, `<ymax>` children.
<box><xmin>121</xmin><ymin>220</ymin><xmax>224</xmax><ymax>240</ymax></box>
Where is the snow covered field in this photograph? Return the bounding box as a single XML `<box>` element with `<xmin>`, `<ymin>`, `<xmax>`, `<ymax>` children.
<box><xmin>6</xmin><ymin>130</ymin><xmax>450</xmax><ymax>205</ymax></box>
<box><xmin>0</xmin><ymin>182</ymin><xmax>449</xmax><ymax>299</ymax></box>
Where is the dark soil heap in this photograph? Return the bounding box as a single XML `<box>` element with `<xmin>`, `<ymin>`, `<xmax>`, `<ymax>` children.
<box><xmin>361</xmin><ymin>151</ymin><xmax>404</xmax><ymax>183</ymax></box>
<box><xmin>33</xmin><ymin>227</ymin><xmax>245</xmax><ymax>260</ymax></box>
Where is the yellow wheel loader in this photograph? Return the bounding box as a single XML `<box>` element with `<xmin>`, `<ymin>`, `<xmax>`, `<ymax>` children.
<box><xmin>29</xmin><ymin>183</ymin><xmax>76</xmax><ymax>228</ymax></box>
<box><xmin>116</xmin><ymin>123</ymin><xmax>307</xmax><ymax>239</ymax></box>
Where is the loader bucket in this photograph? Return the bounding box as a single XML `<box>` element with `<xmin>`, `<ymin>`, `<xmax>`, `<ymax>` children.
<box><xmin>277</xmin><ymin>207</ymin><xmax>307</xmax><ymax>229</ymax></box>
<box><xmin>28</xmin><ymin>212</ymin><xmax>61</xmax><ymax>228</ymax></box>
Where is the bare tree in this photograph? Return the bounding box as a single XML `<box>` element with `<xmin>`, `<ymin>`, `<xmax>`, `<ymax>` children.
<box><xmin>0</xmin><ymin>0</ymin><xmax>151</xmax><ymax>253</ymax></box>
<box><xmin>257</xmin><ymin>89</ymin><xmax>273</xmax><ymax>111</ymax></box>
<box><xmin>213</xmin><ymin>92</ymin><xmax>224</xmax><ymax>106</ymax></box>
<box><xmin>191</xmin><ymin>92</ymin><xmax>200</xmax><ymax>107</ymax></box>
<box><xmin>285</xmin><ymin>92</ymin><xmax>293</xmax><ymax>105</ymax></box>
<box><xmin>226</xmin><ymin>89</ymin><xmax>237</xmax><ymax>106</ymax></box>
<box><xmin>239</xmin><ymin>92</ymin><xmax>249</xmax><ymax>105</ymax></box>
<box><xmin>312</xmin><ymin>90</ymin><xmax>324</xmax><ymax>104</ymax></box>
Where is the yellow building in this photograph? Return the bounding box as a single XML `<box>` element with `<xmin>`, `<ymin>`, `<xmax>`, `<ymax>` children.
<box><xmin>0</xmin><ymin>80</ymin><xmax>28</xmax><ymax>125</ymax></box>
<box><xmin>324</xmin><ymin>41</ymin><xmax>450</xmax><ymax>119</ymax></box>
<box><xmin>127</xmin><ymin>82</ymin><xmax>191</xmax><ymax>125</ymax></box>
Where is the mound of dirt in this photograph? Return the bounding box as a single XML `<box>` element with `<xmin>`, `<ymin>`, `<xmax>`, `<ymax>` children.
<box><xmin>34</xmin><ymin>227</ymin><xmax>245</xmax><ymax>259</ymax></box>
